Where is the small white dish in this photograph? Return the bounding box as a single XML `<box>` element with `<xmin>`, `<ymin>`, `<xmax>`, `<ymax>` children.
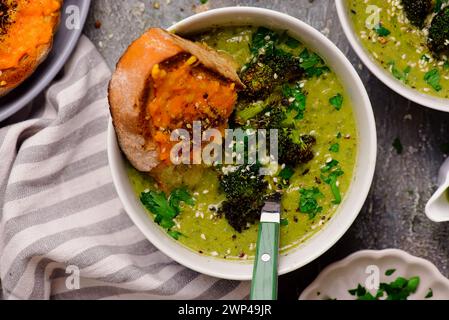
<box><xmin>108</xmin><ymin>7</ymin><xmax>377</xmax><ymax>280</ymax></box>
<box><xmin>425</xmin><ymin>157</ymin><xmax>449</xmax><ymax>222</ymax></box>
<box><xmin>336</xmin><ymin>0</ymin><xmax>449</xmax><ymax>112</ymax></box>
<box><xmin>300</xmin><ymin>249</ymin><xmax>449</xmax><ymax>300</ymax></box>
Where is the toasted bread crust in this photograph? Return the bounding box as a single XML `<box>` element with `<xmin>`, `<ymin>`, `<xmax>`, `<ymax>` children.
<box><xmin>0</xmin><ymin>0</ymin><xmax>62</xmax><ymax>97</ymax></box>
<box><xmin>109</xmin><ymin>28</ymin><xmax>242</xmax><ymax>173</ymax></box>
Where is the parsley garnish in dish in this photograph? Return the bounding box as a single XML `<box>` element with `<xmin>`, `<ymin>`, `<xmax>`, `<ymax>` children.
<box><xmin>385</xmin><ymin>269</ymin><xmax>396</xmax><ymax>276</ymax></box>
<box><xmin>140</xmin><ymin>187</ymin><xmax>194</xmax><ymax>239</ymax></box>
<box><xmin>329</xmin><ymin>143</ymin><xmax>340</xmax><ymax>153</ymax></box>
<box><xmin>329</xmin><ymin>93</ymin><xmax>343</xmax><ymax>111</ymax></box>
<box><xmin>348</xmin><ymin>276</ymin><xmax>422</xmax><ymax>300</ymax></box>
<box><xmin>321</xmin><ymin>159</ymin><xmax>344</xmax><ymax>205</ymax></box>
<box><xmin>374</xmin><ymin>24</ymin><xmax>391</xmax><ymax>37</ymax></box>
<box><xmin>299</xmin><ymin>187</ymin><xmax>324</xmax><ymax>219</ymax></box>
<box><xmin>299</xmin><ymin>49</ymin><xmax>330</xmax><ymax>78</ymax></box>
<box><xmin>424</xmin><ymin>69</ymin><xmax>442</xmax><ymax>91</ymax></box>
<box><xmin>283</xmin><ymin>83</ymin><xmax>307</xmax><ymax>120</ymax></box>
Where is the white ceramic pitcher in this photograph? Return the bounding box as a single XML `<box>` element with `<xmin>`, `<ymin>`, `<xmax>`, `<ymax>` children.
<box><xmin>426</xmin><ymin>157</ymin><xmax>449</xmax><ymax>222</ymax></box>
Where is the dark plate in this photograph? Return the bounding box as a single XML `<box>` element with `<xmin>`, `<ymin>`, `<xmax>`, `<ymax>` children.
<box><xmin>0</xmin><ymin>0</ymin><xmax>91</xmax><ymax>121</ymax></box>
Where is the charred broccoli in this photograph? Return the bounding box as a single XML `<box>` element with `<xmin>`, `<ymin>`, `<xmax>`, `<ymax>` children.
<box><xmin>428</xmin><ymin>6</ymin><xmax>449</xmax><ymax>55</ymax></box>
<box><xmin>402</xmin><ymin>0</ymin><xmax>432</xmax><ymax>28</ymax></box>
<box><xmin>240</xmin><ymin>53</ymin><xmax>303</xmax><ymax>100</ymax></box>
<box><xmin>240</xmin><ymin>27</ymin><xmax>303</xmax><ymax>100</ymax></box>
<box><xmin>261</xmin><ymin>106</ymin><xmax>316</xmax><ymax>167</ymax></box>
<box><xmin>242</xmin><ymin>106</ymin><xmax>316</xmax><ymax>167</ymax></box>
<box><xmin>218</xmin><ymin>164</ymin><xmax>268</xmax><ymax>232</ymax></box>
<box><xmin>239</xmin><ymin>104</ymin><xmax>316</xmax><ymax>167</ymax></box>
<box><xmin>278</xmin><ymin>129</ymin><xmax>316</xmax><ymax>167</ymax></box>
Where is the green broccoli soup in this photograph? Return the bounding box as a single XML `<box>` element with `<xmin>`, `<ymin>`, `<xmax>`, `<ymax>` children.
<box><xmin>127</xmin><ymin>27</ymin><xmax>358</xmax><ymax>260</ymax></box>
<box><xmin>347</xmin><ymin>0</ymin><xmax>449</xmax><ymax>99</ymax></box>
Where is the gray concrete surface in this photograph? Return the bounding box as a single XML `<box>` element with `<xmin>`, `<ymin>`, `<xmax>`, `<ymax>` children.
<box><xmin>84</xmin><ymin>0</ymin><xmax>449</xmax><ymax>299</ymax></box>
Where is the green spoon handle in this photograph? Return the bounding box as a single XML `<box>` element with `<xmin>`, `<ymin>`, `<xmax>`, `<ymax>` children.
<box><xmin>250</xmin><ymin>221</ymin><xmax>279</xmax><ymax>300</ymax></box>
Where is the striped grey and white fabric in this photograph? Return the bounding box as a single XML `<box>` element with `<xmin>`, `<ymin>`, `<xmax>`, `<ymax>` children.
<box><xmin>0</xmin><ymin>36</ymin><xmax>249</xmax><ymax>300</ymax></box>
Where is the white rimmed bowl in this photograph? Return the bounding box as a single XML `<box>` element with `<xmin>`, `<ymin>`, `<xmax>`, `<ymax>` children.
<box><xmin>300</xmin><ymin>249</ymin><xmax>449</xmax><ymax>300</ymax></box>
<box><xmin>107</xmin><ymin>7</ymin><xmax>377</xmax><ymax>280</ymax></box>
<box><xmin>336</xmin><ymin>0</ymin><xmax>449</xmax><ymax>112</ymax></box>
<box><xmin>425</xmin><ymin>157</ymin><xmax>449</xmax><ymax>222</ymax></box>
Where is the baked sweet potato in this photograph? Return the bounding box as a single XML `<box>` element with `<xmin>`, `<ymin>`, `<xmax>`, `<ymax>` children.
<box><xmin>108</xmin><ymin>28</ymin><xmax>243</xmax><ymax>172</ymax></box>
<box><xmin>0</xmin><ymin>0</ymin><xmax>62</xmax><ymax>97</ymax></box>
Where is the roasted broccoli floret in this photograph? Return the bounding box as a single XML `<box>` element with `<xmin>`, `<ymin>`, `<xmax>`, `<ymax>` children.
<box><xmin>428</xmin><ymin>6</ymin><xmax>449</xmax><ymax>55</ymax></box>
<box><xmin>239</xmin><ymin>104</ymin><xmax>316</xmax><ymax>167</ymax></box>
<box><xmin>402</xmin><ymin>0</ymin><xmax>432</xmax><ymax>28</ymax></box>
<box><xmin>218</xmin><ymin>164</ymin><xmax>268</xmax><ymax>232</ymax></box>
<box><xmin>278</xmin><ymin>130</ymin><xmax>316</xmax><ymax>167</ymax></box>
<box><xmin>240</xmin><ymin>27</ymin><xmax>303</xmax><ymax>100</ymax></box>
<box><xmin>240</xmin><ymin>62</ymin><xmax>276</xmax><ymax>100</ymax></box>
<box><xmin>240</xmin><ymin>53</ymin><xmax>303</xmax><ymax>100</ymax></box>
<box><xmin>235</xmin><ymin>94</ymin><xmax>285</xmax><ymax>126</ymax></box>
<box><xmin>260</xmin><ymin>106</ymin><xmax>316</xmax><ymax>167</ymax></box>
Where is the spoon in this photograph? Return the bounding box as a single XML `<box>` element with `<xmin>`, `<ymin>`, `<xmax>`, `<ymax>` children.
<box><xmin>425</xmin><ymin>157</ymin><xmax>449</xmax><ymax>222</ymax></box>
<box><xmin>250</xmin><ymin>193</ymin><xmax>281</xmax><ymax>300</ymax></box>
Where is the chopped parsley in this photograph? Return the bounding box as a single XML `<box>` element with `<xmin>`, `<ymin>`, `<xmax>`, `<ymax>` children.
<box><xmin>168</xmin><ymin>230</ymin><xmax>183</xmax><ymax>240</ymax></box>
<box><xmin>321</xmin><ymin>159</ymin><xmax>344</xmax><ymax>204</ymax></box>
<box><xmin>374</xmin><ymin>24</ymin><xmax>391</xmax><ymax>37</ymax></box>
<box><xmin>200</xmin><ymin>0</ymin><xmax>208</xmax><ymax>4</ymax></box>
<box><xmin>388</xmin><ymin>61</ymin><xmax>411</xmax><ymax>83</ymax></box>
<box><xmin>425</xmin><ymin>288</ymin><xmax>433</xmax><ymax>299</ymax></box>
<box><xmin>299</xmin><ymin>187</ymin><xmax>324</xmax><ymax>219</ymax></box>
<box><xmin>322</xmin><ymin>170</ymin><xmax>344</xmax><ymax>205</ymax></box>
<box><xmin>392</xmin><ymin>137</ymin><xmax>403</xmax><ymax>155</ymax></box>
<box><xmin>321</xmin><ymin>159</ymin><xmax>339</xmax><ymax>173</ymax></box>
<box><xmin>348</xmin><ymin>276</ymin><xmax>421</xmax><ymax>300</ymax></box>
<box><xmin>385</xmin><ymin>269</ymin><xmax>396</xmax><ymax>276</ymax></box>
<box><xmin>329</xmin><ymin>93</ymin><xmax>343</xmax><ymax>110</ymax></box>
<box><xmin>283</xmin><ymin>83</ymin><xmax>307</xmax><ymax>120</ymax></box>
<box><xmin>169</xmin><ymin>187</ymin><xmax>195</xmax><ymax>208</ymax></box>
<box><xmin>279</xmin><ymin>165</ymin><xmax>295</xmax><ymax>180</ymax></box>
<box><xmin>140</xmin><ymin>187</ymin><xmax>194</xmax><ymax>239</ymax></box>
<box><xmin>250</xmin><ymin>27</ymin><xmax>278</xmax><ymax>57</ymax></box>
<box><xmin>329</xmin><ymin>143</ymin><xmax>340</xmax><ymax>153</ymax></box>
<box><xmin>280</xmin><ymin>218</ymin><xmax>289</xmax><ymax>226</ymax></box>
<box><xmin>299</xmin><ymin>49</ymin><xmax>330</xmax><ymax>78</ymax></box>
<box><xmin>424</xmin><ymin>69</ymin><xmax>442</xmax><ymax>92</ymax></box>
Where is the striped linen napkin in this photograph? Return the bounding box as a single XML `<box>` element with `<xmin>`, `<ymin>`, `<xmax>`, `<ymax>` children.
<box><xmin>0</xmin><ymin>36</ymin><xmax>249</xmax><ymax>300</ymax></box>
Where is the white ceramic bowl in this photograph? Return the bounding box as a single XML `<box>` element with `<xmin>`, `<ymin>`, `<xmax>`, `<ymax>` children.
<box><xmin>108</xmin><ymin>7</ymin><xmax>377</xmax><ymax>280</ymax></box>
<box><xmin>336</xmin><ymin>0</ymin><xmax>449</xmax><ymax>112</ymax></box>
<box><xmin>300</xmin><ymin>249</ymin><xmax>449</xmax><ymax>300</ymax></box>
